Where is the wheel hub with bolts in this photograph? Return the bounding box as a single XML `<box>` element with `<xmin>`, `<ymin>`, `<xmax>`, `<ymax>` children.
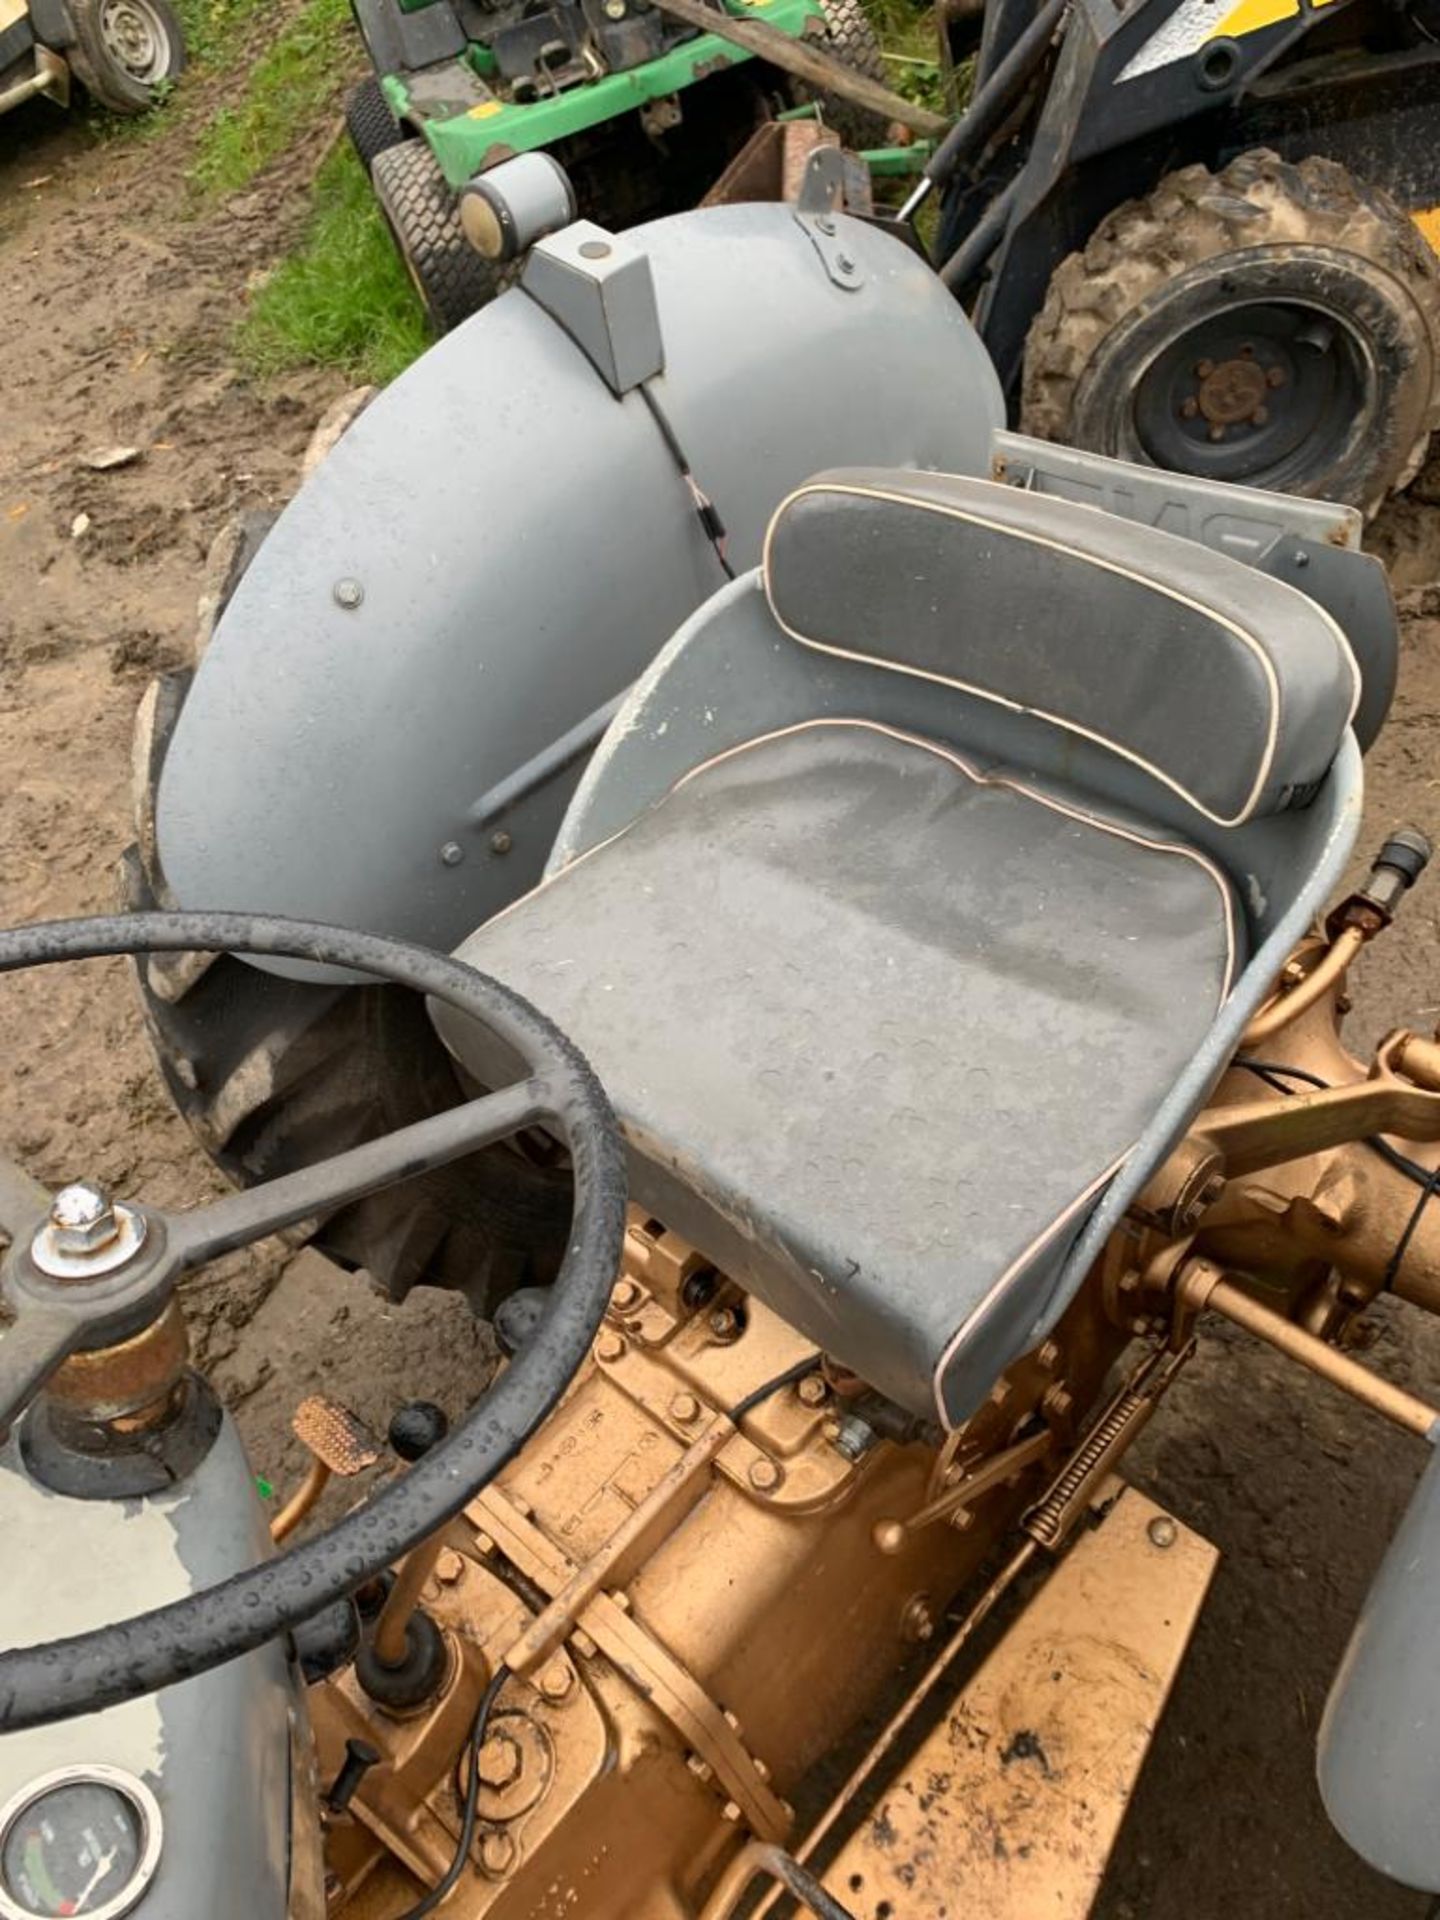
<box><xmin>98</xmin><ymin>0</ymin><xmax>171</xmax><ymax>81</ymax></box>
<box><xmin>1133</xmin><ymin>302</ymin><xmax>1359</xmax><ymax>482</ymax></box>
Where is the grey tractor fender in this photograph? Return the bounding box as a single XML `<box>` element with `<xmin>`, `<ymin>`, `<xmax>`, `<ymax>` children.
<box><xmin>154</xmin><ymin>203</ymin><xmax>1004</xmax><ymax>984</ymax></box>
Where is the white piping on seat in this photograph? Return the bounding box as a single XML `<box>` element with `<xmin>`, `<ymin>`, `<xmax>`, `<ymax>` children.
<box><xmin>762</xmin><ymin>478</ymin><xmax>1361</xmax><ymax>830</ymax></box>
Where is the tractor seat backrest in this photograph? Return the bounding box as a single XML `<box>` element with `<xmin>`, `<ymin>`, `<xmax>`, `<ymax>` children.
<box><xmin>763</xmin><ymin>469</ymin><xmax>1362</xmax><ymax>828</ymax></box>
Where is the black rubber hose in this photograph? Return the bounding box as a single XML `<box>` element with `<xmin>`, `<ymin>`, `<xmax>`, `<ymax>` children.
<box><xmin>939</xmin><ymin>174</ymin><xmax>1020</xmax><ymax>292</ymax></box>
<box><xmin>0</xmin><ymin>912</ymin><xmax>627</xmax><ymax>1733</ymax></box>
<box><xmin>924</xmin><ymin>0</ymin><xmax>1068</xmax><ymax>193</ymax></box>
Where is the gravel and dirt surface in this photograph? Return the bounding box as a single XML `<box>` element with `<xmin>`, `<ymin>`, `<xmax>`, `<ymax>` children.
<box><xmin>4</xmin><ymin>85</ymin><xmax>1440</xmax><ymax>1919</ymax></box>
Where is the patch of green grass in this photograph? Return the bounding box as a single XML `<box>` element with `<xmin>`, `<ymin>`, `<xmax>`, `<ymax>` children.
<box><xmin>189</xmin><ymin>0</ymin><xmax>355</xmax><ymax>194</ymax></box>
<box><xmin>238</xmin><ymin>140</ymin><xmax>428</xmax><ymax>383</ymax></box>
<box><xmin>869</xmin><ymin>0</ymin><xmax>967</xmax><ymax>118</ymax></box>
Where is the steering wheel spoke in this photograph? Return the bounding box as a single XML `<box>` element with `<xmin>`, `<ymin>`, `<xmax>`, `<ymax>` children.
<box><xmin>169</xmin><ymin>1076</ymin><xmax>554</xmax><ymax>1270</ymax></box>
<box><xmin>0</xmin><ymin>1153</ymin><xmax>50</xmax><ymax>1249</ymax></box>
<box><xmin>0</xmin><ymin>1301</ymin><xmax>88</xmax><ymax>1441</ymax></box>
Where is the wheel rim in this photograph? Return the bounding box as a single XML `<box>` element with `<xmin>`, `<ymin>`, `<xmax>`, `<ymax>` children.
<box><xmin>1130</xmin><ymin>299</ymin><xmax>1371</xmax><ymax>489</ymax></box>
<box><xmin>97</xmin><ymin>0</ymin><xmax>172</xmax><ymax>83</ymax></box>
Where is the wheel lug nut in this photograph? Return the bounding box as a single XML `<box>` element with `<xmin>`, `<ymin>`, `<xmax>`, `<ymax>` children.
<box><xmin>1239</xmin><ymin>343</ymin><xmax>1255</xmax><ymax>357</ymax></box>
<box><xmin>1266</xmin><ymin>366</ymin><xmax>1287</xmax><ymax>388</ymax></box>
<box><xmin>1195</xmin><ymin>359</ymin><xmax>1214</xmax><ymax>378</ymax></box>
<box><xmin>1179</xmin><ymin>398</ymin><xmax>1200</xmax><ymax>419</ymax></box>
<box><xmin>1250</xmin><ymin>406</ymin><xmax>1268</xmax><ymax>426</ymax></box>
<box><xmin>1208</xmin><ymin>425</ymin><xmax>1226</xmax><ymax>442</ymax></box>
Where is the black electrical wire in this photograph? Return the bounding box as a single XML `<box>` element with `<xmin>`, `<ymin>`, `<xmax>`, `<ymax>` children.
<box><xmin>729</xmin><ymin>1353</ymin><xmax>823</xmax><ymax>1423</ymax></box>
<box><xmin>1382</xmin><ymin>1161</ymin><xmax>1440</xmax><ymax>1293</ymax></box>
<box><xmin>769</xmin><ymin>1850</ymin><xmax>858</xmax><ymax>1920</ymax></box>
<box><xmin>1235</xmin><ymin>1058</ymin><xmax>1439</xmax><ymax>1188</ymax></box>
<box><xmin>1234</xmin><ymin>1056</ymin><xmax>1440</xmax><ymax>1290</ymax></box>
<box><xmin>636</xmin><ymin>379</ymin><xmax>736</xmax><ymax>581</ymax></box>
<box><xmin>393</xmin><ymin>1666</ymin><xmax>509</xmax><ymax>1920</ymax></box>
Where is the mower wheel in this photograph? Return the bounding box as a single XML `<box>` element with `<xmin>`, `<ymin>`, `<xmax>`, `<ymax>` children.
<box><xmin>125</xmin><ymin>662</ymin><xmax>573</xmax><ymax>1310</ymax></box>
<box><xmin>372</xmin><ymin>140</ymin><xmax>512</xmax><ymax>333</ymax></box>
<box><xmin>802</xmin><ymin>0</ymin><xmax>891</xmax><ymax>149</ymax></box>
<box><xmin>346</xmin><ymin>76</ymin><xmax>407</xmax><ymax>172</ymax></box>
<box><xmin>1022</xmin><ymin>149</ymin><xmax>1440</xmax><ymax>517</ymax></box>
<box><xmin>68</xmin><ymin>0</ymin><xmax>185</xmax><ymax>113</ymax></box>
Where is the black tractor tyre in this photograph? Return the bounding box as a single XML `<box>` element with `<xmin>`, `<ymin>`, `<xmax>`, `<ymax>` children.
<box><xmin>799</xmin><ymin>0</ymin><xmax>891</xmax><ymax>151</ymax></box>
<box><xmin>1022</xmin><ymin>150</ymin><xmax>1440</xmax><ymax>518</ymax></box>
<box><xmin>372</xmin><ymin>140</ymin><xmax>514</xmax><ymax>333</ymax></box>
<box><xmin>68</xmin><ymin>0</ymin><xmax>186</xmax><ymax>113</ymax></box>
<box><xmin>124</xmin><ymin>534</ymin><xmax>573</xmax><ymax>1310</ymax></box>
<box><xmin>346</xmin><ymin>76</ymin><xmax>408</xmax><ymax>172</ymax></box>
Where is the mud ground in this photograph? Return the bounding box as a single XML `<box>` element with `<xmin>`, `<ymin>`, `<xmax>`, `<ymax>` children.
<box><xmin>3</xmin><ymin>83</ymin><xmax>1440</xmax><ymax>1920</ymax></box>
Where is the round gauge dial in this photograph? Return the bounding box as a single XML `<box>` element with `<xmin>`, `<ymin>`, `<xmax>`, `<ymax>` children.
<box><xmin>0</xmin><ymin>1769</ymin><xmax>161</xmax><ymax>1920</ymax></box>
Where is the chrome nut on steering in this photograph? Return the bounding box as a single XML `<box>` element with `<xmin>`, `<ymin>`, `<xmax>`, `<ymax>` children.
<box><xmin>32</xmin><ymin>1181</ymin><xmax>149</xmax><ymax>1280</ymax></box>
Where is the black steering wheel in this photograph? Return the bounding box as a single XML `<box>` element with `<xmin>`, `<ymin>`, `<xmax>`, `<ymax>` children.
<box><xmin>0</xmin><ymin>911</ymin><xmax>626</xmax><ymax>1734</ymax></box>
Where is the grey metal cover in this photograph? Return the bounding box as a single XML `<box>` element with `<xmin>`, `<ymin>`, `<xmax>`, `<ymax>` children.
<box><xmin>152</xmin><ymin>204</ymin><xmax>1003</xmax><ymax>984</ymax></box>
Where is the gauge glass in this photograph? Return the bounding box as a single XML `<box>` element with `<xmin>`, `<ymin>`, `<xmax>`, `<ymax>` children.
<box><xmin>0</xmin><ymin>1775</ymin><xmax>152</xmax><ymax>1919</ymax></box>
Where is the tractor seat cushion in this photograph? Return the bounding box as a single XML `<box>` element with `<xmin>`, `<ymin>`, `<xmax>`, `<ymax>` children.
<box><xmin>441</xmin><ymin>720</ymin><xmax>1243</xmax><ymax>1426</ymax></box>
<box><xmin>764</xmin><ymin>470</ymin><xmax>1361</xmax><ymax>826</ymax></box>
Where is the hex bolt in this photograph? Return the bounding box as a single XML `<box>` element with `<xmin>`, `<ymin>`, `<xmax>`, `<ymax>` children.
<box><xmin>670</xmin><ymin>1391</ymin><xmax>700</xmax><ymax>1423</ymax></box>
<box><xmin>612</xmin><ymin>1277</ymin><xmax>640</xmax><ymax>1311</ymax></box>
<box><xmin>1148</xmin><ymin>1515</ymin><xmax>1178</xmax><ymax>1550</ymax></box>
<box><xmin>1037</xmin><ymin>1340</ymin><xmax>1062</xmax><ymax>1372</ymax></box>
<box><xmin>748</xmin><ymin>1457</ymin><xmax>782</xmax><ymax>1493</ymax></box>
<box><xmin>540</xmin><ymin>1662</ymin><xmax>574</xmax><ymax>1701</ymax></box>
<box><xmin>815</xmin><ymin>215</ymin><xmax>836</xmax><ymax>236</ymax></box>
<box><xmin>439</xmin><ymin>841</ymin><xmax>464</xmax><ymax>867</ymax></box>
<box><xmin>434</xmin><ymin>1547</ymin><xmax>466</xmax><ymax>1587</ymax></box>
<box><xmin>476</xmin><ymin>1733</ymin><xmax>522</xmax><ymax>1790</ymax></box>
<box><xmin>48</xmin><ymin>1182</ymin><xmax>120</xmax><ymax>1256</ymax></box>
<box><xmin>325</xmin><ymin>1737</ymin><xmax>381</xmax><ymax>1813</ymax></box>
<box><xmin>596</xmin><ymin>1329</ymin><xmax>625</xmax><ymax>1363</ymax></box>
<box><xmin>830</xmin><ymin>1415</ymin><xmax>877</xmax><ymax>1463</ymax></box>
<box><xmin>480</xmin><ymin>1830</ymin><xmax>517</xmax><ymax>1876</ymax></box>
<box><xmin>836</xmin><ymin>253</ymin><xmax>856</xmax><ymax>274</ymax></box>
<box><xmin>490</xmin><ymin>830</ymin><xmax>512</xmax><ymax>856</ymax></box>
<box><xmin>708</xmin><ymin>1305</ymin><xmax>742</xmax><ymax>1343</ymax></box>
<box><xmin>333</xmin><ymin>578</ymin><xmax>364</xmax><ymax>610</ymax></box>
<box><xmin>796</xmin><ymin>1373</ymin><xmax>828</xmax><ymax>1407</ymax></box>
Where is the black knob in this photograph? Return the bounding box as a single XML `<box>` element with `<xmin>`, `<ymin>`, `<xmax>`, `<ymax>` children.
<box><xmin>1376</xmin><ymin>826</ymin><xmax>1432</xmax><ymax>891</ymax></box>
<box><xmin>326</xmin><ymin>1737</ymin><xmax>381</xmax><ymax>1812</ymax></box>
<box><xmin>494</xmin><ymin>1287</ymin><xmax>550</xmax><ymax>1358</ymax></box>
<box><xmin>388</xmin><ymin>1401</ymin><xmax>449</xmax><ymax>1462</ymax></box>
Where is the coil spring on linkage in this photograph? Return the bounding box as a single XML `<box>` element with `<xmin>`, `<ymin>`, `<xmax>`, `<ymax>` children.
<box><xmin>1022</xmin><ymin>1342</ymin><xmax>1191</xmax><ymax>1551</ymax></box>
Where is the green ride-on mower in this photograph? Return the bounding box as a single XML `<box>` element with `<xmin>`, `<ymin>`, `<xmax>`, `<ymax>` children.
<box><xmin>915</xmin><ymin>0</ymin><xmax>1440</xmax><ymax>513</ymax></box>
<box><xmin>344</xmin><ymin>0</ymin><xmax>905</xmax><ymax>330</ymax></box>
<box><xmin>0</xmin><ymin>0</ymin><xmax>183</xmax><ymax>117</ymax></box>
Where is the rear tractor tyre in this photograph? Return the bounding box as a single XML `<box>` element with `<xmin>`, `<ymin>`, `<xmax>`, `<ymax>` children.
<box><xmin>1022</xmin><ymin>149</ymin><xmax>1440</xmax><ymax>518</ymax></box>
<box><xmin>346</xmin><ymin>76</ymin><xmax>408</xmax><ymax>172</ymax></box>
<box><xmin>68</xmin><ymin>0</ymin><xmax>185</xmax><ymax>113</ymax></box>
<box><xmin>123</xmin><ymin>525</ymin><xmax>573</xmax><ymax>1309</ymax></box>
<box><xmin>372</xmin><ymin>140</ymin><xmax>514</xmax><ymax>333</ymax></box>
